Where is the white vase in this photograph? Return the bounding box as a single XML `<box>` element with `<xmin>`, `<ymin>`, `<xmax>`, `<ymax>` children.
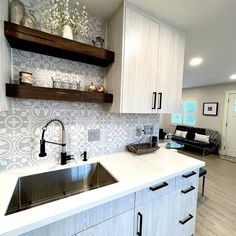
<box><xmin>62</xmin><ymin>25</ymin><xmax>73</xmax><ymax>40</ymax></box>
<box><xmin>10</xmin><ymin>0</ymin><xmax>25</xmax><ymax>25</ymax></box>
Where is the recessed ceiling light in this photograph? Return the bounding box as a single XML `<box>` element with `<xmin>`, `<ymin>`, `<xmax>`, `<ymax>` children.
<box><xmin>230</xmin><ymin>74</ymin><xmax>236</xmax><ymax>80</ymax></box>
<box><xmin>189</xmin><ymin>57</ymin><xmax>203</xmax><ymax>66</ymax></box>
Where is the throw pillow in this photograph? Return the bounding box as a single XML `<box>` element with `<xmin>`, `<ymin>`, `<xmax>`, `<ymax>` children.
<box><xmin>175</xmin><ymin>130</ymin><xmax>182</xmax><ymax>137</ymax></box>
<box><xmin>194</xmin><ymin>133</ymin><xmax>210</xmax><ymax>143</ymax></box>
<box><xmin>180</xmin><ymin>131</ymin><xmax>188</xmax><ymax>138</ymax></box>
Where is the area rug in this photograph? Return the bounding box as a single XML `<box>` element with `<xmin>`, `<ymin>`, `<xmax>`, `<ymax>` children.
<box><xmin>219</xmin><ymin>155</ymin><xmax>236</xmax><ymax>164</ymax></box>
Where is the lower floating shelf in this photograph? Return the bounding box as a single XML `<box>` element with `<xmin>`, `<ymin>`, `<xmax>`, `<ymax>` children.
<box><xmin>6</xmin><ymin>84</ymin><xmax>113</xmax><ymax>104</ymax></box>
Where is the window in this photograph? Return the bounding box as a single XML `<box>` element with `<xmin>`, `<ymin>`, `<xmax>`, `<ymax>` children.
<box><xmin>171</xmin><ymin>100</ymin><xmax>197</xmax><ymax>126</ymax></box>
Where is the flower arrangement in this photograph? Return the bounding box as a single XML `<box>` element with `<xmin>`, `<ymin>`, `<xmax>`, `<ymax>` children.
<box><xmin>41</xmin><ymin>0</ymin><xmax>89</xmax><ymax>36</ymax></box>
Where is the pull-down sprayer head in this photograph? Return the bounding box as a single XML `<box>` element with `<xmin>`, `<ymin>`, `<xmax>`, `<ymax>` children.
<box><xmin>39</xmin><ymin>119</ymin><xmax>66</xmax><ymax>158</ymax></box>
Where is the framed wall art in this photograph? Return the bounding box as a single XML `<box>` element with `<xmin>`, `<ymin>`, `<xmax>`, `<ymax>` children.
<box><xmin>203</xmin><ymin>102</ymin><xmax>218</xmax><ymax>116</ymax></box>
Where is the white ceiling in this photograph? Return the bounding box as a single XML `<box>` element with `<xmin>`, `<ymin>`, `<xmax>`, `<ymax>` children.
<box><xmin>81</xmin><ymin>0</ymin><xmax>236</xmax><ymax>88</ymax></box>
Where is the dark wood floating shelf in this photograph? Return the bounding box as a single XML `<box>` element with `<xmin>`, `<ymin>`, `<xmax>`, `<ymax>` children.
<box><xmin>4</xmin><ymin>21</ymin><xmax>115</xmax><ymax>67</ymax></box>
<box><xmin>6</xmin><ymin>84</ymin><xmax>113</xmax><ymax>104</ymax></box>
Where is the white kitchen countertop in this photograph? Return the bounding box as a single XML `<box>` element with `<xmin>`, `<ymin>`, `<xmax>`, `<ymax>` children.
<box><xmin>0</xmin><ymin>148</ymin><xmax>205</xmax><ymax>236</ymax></box>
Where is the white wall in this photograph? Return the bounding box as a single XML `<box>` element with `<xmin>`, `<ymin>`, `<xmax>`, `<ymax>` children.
<box><xmin>160</xmin><ymin>82</ymin><xmax>236</xmax><ymax>136</ymax></box>
<box><xmin>0</xmin><ymin>0</ymin><xmax>11</xmax><ymax>111</ymax></box>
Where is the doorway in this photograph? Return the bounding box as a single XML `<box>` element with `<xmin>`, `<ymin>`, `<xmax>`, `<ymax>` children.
<box><xmin>222</xmin><ymin>91</ymin><xmax>236</xmax><ymax>157</ymax></box>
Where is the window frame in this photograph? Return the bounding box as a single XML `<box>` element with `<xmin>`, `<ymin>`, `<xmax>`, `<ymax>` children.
<box><xmin>171</xmin><ymin>99</ymin><xmax>198</xmax><ymax>127</ymax></box>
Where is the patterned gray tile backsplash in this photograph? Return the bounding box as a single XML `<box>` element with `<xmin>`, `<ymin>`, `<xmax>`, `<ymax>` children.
<box><xmin>0</xmin><ymin>98</ymin><xmax>159</xmax><ymax>171</ymax></box>
<box><xmin>0</xmin><ymin>0</ymin><xmax>159</xmax><ymax>171</ymax></box>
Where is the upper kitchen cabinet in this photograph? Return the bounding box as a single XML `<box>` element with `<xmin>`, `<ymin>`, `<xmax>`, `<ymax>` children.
<box><xmin>157</xmin><ymin>24</ymin><xmax>185</xmax><ymax>113</ymax></box>
<box><xmin>105</xmin><ymin>3</ymin><xmax>159</xmax><ymax>113</ymax></box>
<box><xmin>0</xmin><ymin>0</ymin><xmax>11</xmax><ymax>112</ymax></box>
<box><xmin>105</xmin><ymin>1</ymin><xmax>185</xmax><ymax>114</ymax></box>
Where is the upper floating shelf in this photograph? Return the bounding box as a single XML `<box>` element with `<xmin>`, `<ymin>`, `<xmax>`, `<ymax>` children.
<box><xmin>4</xmin><ymin>21</ymin><xmax>115</xmax><ymax>67</ymax></box>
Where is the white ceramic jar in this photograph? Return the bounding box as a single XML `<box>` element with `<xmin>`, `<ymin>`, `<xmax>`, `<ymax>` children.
<box><xmin>10</xmin><ymin>0</ymin><xmax>25</xmax><ymax>25</ymax></box>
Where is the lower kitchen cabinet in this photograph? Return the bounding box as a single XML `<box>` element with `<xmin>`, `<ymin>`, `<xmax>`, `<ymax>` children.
<box><xmin>134</xmin><ymin>192</ymin><xmax>175</xmax><ymax>236</ymax></box>
<box><xmin>20</xmin><ymin>194</ymin><xmax>135</xmax><ymax>236</ymax></box>
<box><xmin>20</xmin><ymin>169</ymin><xmax>200</xmax><ymax>236</ymax></box>
<box><xmin>173</xmin><ymin>170</ymin><xmax>199</xmax><ymax>236</ymax></box>
<box><xmin>75</xmin><ymin>210</ymin><xmax>134</xmax><ymax>236</ymax></box>
<box><xmin>134</xmin><ymin>169</ymin><xmax>199</xmax><ymax>236</ymax></box>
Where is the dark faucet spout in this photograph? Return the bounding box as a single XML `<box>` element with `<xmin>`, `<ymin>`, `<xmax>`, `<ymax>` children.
<box><xmin>39</xmin><ymin>119</ymin><xmax>72</xmax><ymax>165</ymax></box>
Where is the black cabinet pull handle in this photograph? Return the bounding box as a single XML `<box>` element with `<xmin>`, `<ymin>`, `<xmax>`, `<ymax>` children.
<box><xmin>157</xmin><ymin>92</ymin><xmax>162</xmax><ymax>109</ymax></box>
<box><xmin>181</xmin><ymin>186</ymin><xmax>195</xmax><ymax>194</ymax></box>
<box><xmin>179</xmin><ymin>214</ymin><xmax>193</xmax><ymax>225</ymax></box>
<box><xmin>149</xmin><ymin>182</ymin><xmax>168</xmax><ymax>191</ymax></box>
<box><xmin>152</xmin><ymin>92</ymin><xmax>157</xmax><ymax>109</ymax></box>
<box><xmin>137</xmin><ymin>212</ymin><xmax>143</xmax><ymax>236</ymax></box>
<box><xmin>182</xmin><ymin>171</ymin><xmax>196</xmax><ymax>178</ymax></box>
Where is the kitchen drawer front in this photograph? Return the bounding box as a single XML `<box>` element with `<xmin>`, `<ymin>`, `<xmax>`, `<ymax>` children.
<box><xmin>173</xmin><ymin>182</ymin><xmax>198</xmax><ymax>236</ymax></box>
<box><xmin>178</xmin><ymin>184</ymin><xmax>198</xmax><ymax>218</ymax></box>
<box><xmin>174</xmin><ymin>213</ymin><xmax>196</xmax><ymax>236</ymax></box>
<box><xmin>175</xmin><ymin>169</ymin><xmax>199</xmax><ymax>190</ymax></box>
<box><xmin>135</xmin><ymin>178</ymin><xmax>175</xmax><ymax>206</ymax></box>
<box><xmin>20</xmin><ymin>194</ymin><xmax>135</xmax><ymax>236</ymax></box>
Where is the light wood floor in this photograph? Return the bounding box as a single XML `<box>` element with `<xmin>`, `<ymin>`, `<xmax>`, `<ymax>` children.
<box><xmin>183</xmin><ymin>151</ymin><xmax>236</xmax><ymax>236</ymax></box>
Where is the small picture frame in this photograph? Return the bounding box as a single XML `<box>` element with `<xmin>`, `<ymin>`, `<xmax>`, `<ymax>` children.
<box><xmin>203</xmin><ymin>102</ymin><xmax>218</xmax><ymax>116</ymax></box>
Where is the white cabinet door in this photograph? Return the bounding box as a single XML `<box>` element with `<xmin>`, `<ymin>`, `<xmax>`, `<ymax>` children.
<box><xmin>76</xmin><ymin>210</ymin><xmax>134</xmax><ymax>236</ymax></box>
<box><xmin>134</xmin><ymin>193</ymin><xmax>175</xmax><ymax>236</ymax></box>
<box><xmin>121</xmin><ymin>7</ymin><xmax>159</xmax><ymax>113</ymax></box>
<box><xmin>106</xmin><ymin>3</ymin><xmax>185</xmax><ymax>114</ymax></box>
<box><xmin>106</xmin><ymin>4</ymin><xmax>160</xmax><ymax>114</ymax></box>
<box><xmin>157</xmin><ymin>25</ymin><xmax>185</xmax><ymax>113</ymax></box>
<box><xmin>0</xmin><ymin>0</ymin><xmax>11</xmax><ymax>112</ymax></box>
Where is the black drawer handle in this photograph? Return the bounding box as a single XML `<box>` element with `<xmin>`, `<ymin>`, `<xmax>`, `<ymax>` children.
<box><xmin>137</xmin><ymin>212</ymin><xmax>143</xmax><ymax>236</ymax></box>
<box><xmin>181</xmin><ymin>186</ymin><xmax>195</xmax><ymax>194</ymax></box>
<box><xmin>179</xmin><ymin>214</ymin><xmax>193</xmax><ymax>225</ymax></box>
<box><xmin>182</xmin><ymin>171</ymin><xmax>196</xmax><ymax>178</ymax></box>
<box><xmin>149</xmin><ymin>182</ymin><xmax>168</xmax><ymax>191</ymax></box>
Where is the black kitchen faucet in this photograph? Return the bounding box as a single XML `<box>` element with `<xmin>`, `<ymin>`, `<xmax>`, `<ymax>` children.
<box><xmin>39</xmin><ymin>119</ymin><xmax>73</xmax><ymax>165</ymax></box>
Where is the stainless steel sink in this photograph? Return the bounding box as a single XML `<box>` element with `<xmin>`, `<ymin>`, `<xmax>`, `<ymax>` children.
<box><xmin>6</xmin><ymin>162</ymin><xmax>118</xmax><ymax>215</ymax></box>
